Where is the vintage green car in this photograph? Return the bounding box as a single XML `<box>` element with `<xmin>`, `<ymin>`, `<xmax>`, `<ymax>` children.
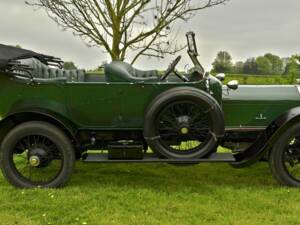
<box><xmin>0</xmin><ymin>32</ymin><xmax>300</xmax><ymax>188</ymax></box>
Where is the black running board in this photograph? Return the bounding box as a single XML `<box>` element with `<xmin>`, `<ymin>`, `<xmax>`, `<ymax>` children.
<box><xmin>82</xmin><ymin>153</ymin><xmax>236</xmax><ymax>163</ymax></box>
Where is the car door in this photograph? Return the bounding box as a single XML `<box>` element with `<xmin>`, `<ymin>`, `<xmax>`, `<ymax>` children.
<box><xmin>66</xmin><ymin>83</ymin><xmax>125</xmax><ymax>128</ymax></box>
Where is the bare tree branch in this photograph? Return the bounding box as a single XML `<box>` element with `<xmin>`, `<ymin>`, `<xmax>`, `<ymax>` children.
<box><xmin>26</xmin><ymin>0</ymin><xmax>229</xmax><ymax>64</ymax></box>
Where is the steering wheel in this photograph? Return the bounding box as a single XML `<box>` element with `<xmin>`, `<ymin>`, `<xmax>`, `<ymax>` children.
<box><xmin>160</xmin><ymin>56</ymin><xmax>182</xmax><ymax>81</ymax></box>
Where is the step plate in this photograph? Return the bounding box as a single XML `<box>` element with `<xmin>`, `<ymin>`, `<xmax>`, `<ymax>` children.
<box><xmin>83</xmin><ymin>153</ymin><xmax>236</xmax><ymax>163</ymax></box>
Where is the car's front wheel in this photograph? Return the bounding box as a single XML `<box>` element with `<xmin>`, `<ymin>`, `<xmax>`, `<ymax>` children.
<box><xmin>0</xmin><ymin>121</ymin><xmax>75</xmax><ymax>188</ymax></box>
<box><xmin>144</xmin><ymin>87</ymin><xmax>224</xmax><ymax>159</ymax></box>
<box><xmin>269</xmin><ymin>123</ymin><xmax>300</xmax><ymax>187</ymax></box>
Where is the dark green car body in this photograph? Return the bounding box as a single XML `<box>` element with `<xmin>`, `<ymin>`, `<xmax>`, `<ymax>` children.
<box><xmin>223</xmin><ymin>85</ymin><xmax>300</xmax><ymax>129</ymax></box>
<box><xmin>2</xmin><ymin>72</ymin><xmax>300</xmax><ymax>131</ymax></box>
<box><xmin>0</xmin><ymin>71</ymin><xmax>219</xmax><ymax>129</ymax></box>
<box><xmin>1</xmin><ymin>66</ymin><xmax>300</xmax><ymax>166</ymax></box>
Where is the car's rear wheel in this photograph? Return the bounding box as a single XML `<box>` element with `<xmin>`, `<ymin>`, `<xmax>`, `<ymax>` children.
<box><xmin>0</xmin><ymin>121</ymin><xmax>75</xmax><ymax>188</ymax></box>
<box><xmin>144</xmin><ymin>87</ymin><xmax>224</xmax><ymax>159</ymax></box>
<box><xmin>269</xmin><ymin>123</ymin><xmax>300</xmax><ymax>187</ymax></box>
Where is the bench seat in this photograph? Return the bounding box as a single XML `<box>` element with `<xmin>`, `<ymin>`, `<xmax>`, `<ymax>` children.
<box><xmin>18</xmin><ymin>58</ymin><xmax>85</xmax><ymax>82</ymax></box>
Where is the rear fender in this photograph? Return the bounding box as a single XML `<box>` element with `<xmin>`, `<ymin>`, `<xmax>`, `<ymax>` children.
<box><xmin>0</xmin><ymin>109</ymin><xmax>78</xmax><ymax>146</ymax></box>
<box><xmin>232</xmin><ymin>107</ymin><xmax>300</xmax><ymax>167</ymax></box>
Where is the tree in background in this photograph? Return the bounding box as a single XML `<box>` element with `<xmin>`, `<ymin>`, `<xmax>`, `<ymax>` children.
<box><xmin>285</xmin><ymin>55</ymin><xmax>300</xmax><ymax>74</ymax></box>
<box><xmin>264</xmin><ymin>53</ymin><xmax>283</xmax><ymax>75</ymax></box>
<box><xmin>285</xmin><ymin>55</ymin><xmax>300</xmax><ymax>82</ymax></box>
<box><xmin>63</xmin><ymin>61</ymin><xmax>77</xmax><ymax>70</ymax></box>
<box><xmin>256</xmin><ymin>56</ymin><xmax>272</xmax><ymax>75</ymax></box>
<box><xmin>27</xmin><ymin>0</ymin><xmax>228</xmax><ymax>64</ymax></box>
<box><xmin>9</xmin><ymin>45</ymin><xmax>22</xmax><ymax>48</ymax></box>
<box><xmin>212</xmin><ymin>51</ymin><xmax>233</xmax><ymax>73</ymax></box>
<box><xmin>212</xmin><ymin>51</ymin><xmax>295</xmax><ymax>76</ymax></box>
<box><xmin>95</xmin><ymin>61</ymin><xmax>108</xmax><ymax>72</ymax></box>
<box><xmin>243</xmin><ymin>58</ymin><xmax>257</xmax><ymax>74</ymax></box>
<box><xmin>232</xmin><ymin>61</ymin><xmax>244</xmax><ymax>74</ymax></box>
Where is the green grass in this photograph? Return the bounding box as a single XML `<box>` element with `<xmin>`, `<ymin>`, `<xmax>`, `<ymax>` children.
<box><xmin>224</xmin><ymin>74</ymin><xmax>293</xmax><ymax>85</ymax></box>
<box><xmin>0</xmin><ymin>156</ymin><xmax>300</xmax><ymax>225</ymax></box>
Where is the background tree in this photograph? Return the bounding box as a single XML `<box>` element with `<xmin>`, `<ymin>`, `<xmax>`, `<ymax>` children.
<box><xmin>243</xmin><ymin>58</ymin><xmax>257</xmax><ymax>74</ymax></box>
<box><xmin>256</xmin><ymin>56</ymin><xmax>272</xmax><ymax>75</ymax></box>
<box><xmin>212</xmin><ymin>51</ymin><xmax>233</xmax><ymax>73</ymax></box>
<box><xmin>63</xmin><ymin>61</ymin><xmax>77</xmax><ymax>70</ymax></box>
<box><xmin>264</xmin><ymin>53</ymin><xmax>283</xmax><ymax>75</ymax></box>
<box><xmin>9</xmin><ymin>45</ymin><xmax>22</xmax><ymax>49</ymax></box>
<box><xmin>232</xmin><ymin>61</ymin><xmax>244</xmax><ymax>74</ymax></box>
<box><xmin>27</xmin><ymin>0</ymin><xmax>228</xmax><ymax>64</ymax></box>
<box><xmin>285</xmin><ymin>55</ymin><xmax>300</xmax><ymax>82</ymax></box>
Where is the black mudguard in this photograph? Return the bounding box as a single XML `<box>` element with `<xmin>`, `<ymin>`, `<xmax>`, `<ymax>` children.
<box><xmin>231</xmin><ymin>107</ymin><xmax>300</xmax><ymax>168</ymax></box>
<box><xmin>0</xmin><ymin>109</ymin><xmax>78</xmax><ymax>143</ymax></box>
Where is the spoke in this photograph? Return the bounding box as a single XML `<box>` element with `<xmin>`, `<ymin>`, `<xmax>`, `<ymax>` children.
<box><xmin>191</xmin><ymin>127</ymin><xmax>210</xmax><ymax>132</ymax></box>
<box><xmin>11</xmin><ymin>135</ymin><xmax>63</xmax><ymax>185</ymax></box>
<box><xmin>23</xmin><ymin>137</ymin><xmax>30</xmax><ymax>149</ymax></box>
<box><xmin>160</xmin><ymin>133</ymin><xmax>178</xmax><ymax>138</ymax></box>
<box><xmin>171</xmin><ymin>104</ymin><xmax>181</xmax><ymax>117</ymax></box>
<box><xmin>160</xmin><ymin>121</ymin><xmax>177</xmax><ymax>130</ymax></box>
<box><xmin>157</xmin><ymin>101</ymin><xmax>213</xmax><ymax>153</ymax></box>
<box><xmin>15</xmin><ymin>141</ymin><xmax>26</xmax><ymax>152</ymax></box>
<box><xmin>191</xmin><ymin>108</ymin><xmax>210</xmax><ymax>123</ymax></box>
<box><xmin>191</xmin><ymin>112</ymin><xmax>203</xmax><ymax>122</ymax></box>
<box><xmin>159</xmin><ymin>128</ymin><xmax>177</xmax><ymax>132</ymax></box>
<box><xmin>193</xmin><ymin>117</ymin><xmax>209</xmax><ymax>125</ymax></box>
<box><xmin>175</xmin><ymin>104</ymin><xmax>185</xmax><ymax>116</ymax></box>
<box><xmin>160</xmin><ymin>115</ymin><xmax>177</xmax><ymax>129</ymax></box>
<box><xmin>191</xmin><ymin>132</ymin><xmax>210</xmax><ymax>141</ymax></box>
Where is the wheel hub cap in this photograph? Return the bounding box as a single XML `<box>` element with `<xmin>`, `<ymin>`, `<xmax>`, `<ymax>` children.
<box><xmin>180</xmin><ymin>127</ymin><xmax>189</xmax><ymax>135</ymax></box>
<box><xmin>29</xmin><ymin>155</ymin><xmax>40</xmax><ymax>167</ymax></box>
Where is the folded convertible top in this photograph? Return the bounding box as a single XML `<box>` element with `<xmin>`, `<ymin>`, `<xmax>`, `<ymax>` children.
<box><xmin>0</xmin><ymin>44</ymin><xmax>62</xmax><ymax>70</ymax></box>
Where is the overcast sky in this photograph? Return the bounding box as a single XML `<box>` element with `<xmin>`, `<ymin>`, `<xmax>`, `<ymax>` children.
<box><xmin>1</xmin><ymin>0</ymin><xmax>300</xmax><ymax>70</ymax></box>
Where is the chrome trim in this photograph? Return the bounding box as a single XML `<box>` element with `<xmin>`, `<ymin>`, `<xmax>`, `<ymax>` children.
<box><xmin>225</xmin><ymin>127</ymin><xmax>266</xmax><ymax>132</ymax></box>
<box><xmin>255</xmin><ymin>113</ymin><xmax>267</xmax><ymax>120</ymax></box>
<box><xmin>235</xmin><ymin>85</ymin><xmax>295</xmax><ymax>88</ymax></box>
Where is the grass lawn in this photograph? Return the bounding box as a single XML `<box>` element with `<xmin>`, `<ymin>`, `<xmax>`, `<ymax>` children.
<box><xmin>224</xmin><ymin>74</ymin><xmax>293</xmax><ymax>85</ymax></box>
<box><xmin>0</xmin><ymin>156</ymin><xmax>300</xmax><ymax>225</ymax></box>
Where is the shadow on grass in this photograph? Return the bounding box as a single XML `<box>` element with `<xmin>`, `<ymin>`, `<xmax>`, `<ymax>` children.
<box><xmin>69</xmin><ymin>161</ymin><xmax>278</xmax><ymax>192</ymax></box>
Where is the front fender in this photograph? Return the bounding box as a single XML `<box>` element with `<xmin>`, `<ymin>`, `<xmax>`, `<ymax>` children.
<box><xmin>232</xmin><ymin>107</ymin><xmax>300</xmax><ymax>167</ymax></box>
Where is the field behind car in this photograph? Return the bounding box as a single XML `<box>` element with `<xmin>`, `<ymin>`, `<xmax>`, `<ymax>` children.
<box><xmin>0</xmin><ymin>74</ymin><xmax>299</xmax><ymax>225</ymax></box>
<box><xmin>224</xmin><ymin>74</ymin><xmax>294</xmax><ymax>85</ymax></box>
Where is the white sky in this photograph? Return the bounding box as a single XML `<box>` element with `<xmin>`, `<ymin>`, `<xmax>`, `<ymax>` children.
<box><xmin>1</xmin><ymin>0</ymin><xmax>300</xmax><ymax>71</ymax></box>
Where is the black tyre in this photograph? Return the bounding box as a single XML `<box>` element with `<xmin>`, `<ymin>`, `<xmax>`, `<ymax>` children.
<box><xmin>144</xmin><ymin>87</ymin><xmax>224</xmax><ymax>159</ymax></box>
<box><xmin>0</xmin><ymin>121</ymin><xmax>75</xmax><ymax>188</ymax></box>
<box><xmin>269</xmin><ymin>123</ymin><xmax>300</xmax><ymax>187</ymax></box>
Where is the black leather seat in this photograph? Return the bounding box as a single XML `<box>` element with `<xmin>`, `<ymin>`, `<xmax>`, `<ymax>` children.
<box><xmin>105</xmin><ymin>61</ymin><xmax>159</xmax><ymax>82</ymax></box>
<box><xmin>18</xmin><ymin>58</ymin><xmax>85</xmax><ymax>82</ymax></box>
